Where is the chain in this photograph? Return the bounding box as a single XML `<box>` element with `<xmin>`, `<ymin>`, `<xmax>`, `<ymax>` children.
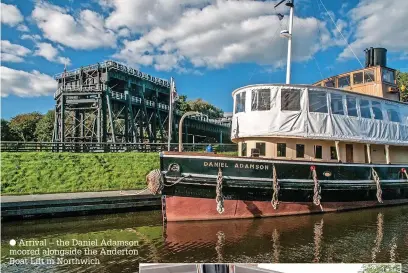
<box><xmin>216</xmin><ymin>167</ymin><xmax>225</xmax><ymax>214</ymax></box>
<box><xmin>271</xmin><ymin>164</ymin><xmax>280</xmax><ymax>209</ymax></box>
<box><xmin>372</xmin><ymin>167</ymin><xmax>383</xmax><ymax>203</ymax></box>
<box><xmin>312</xmin><ymin>168</ymin><xmax>321</xmax><ymax>206</ymax></box>
<box><xmin>161</xmin><ymin>195</ymin><xmax>167</xmax><ymax>223</ymax></box>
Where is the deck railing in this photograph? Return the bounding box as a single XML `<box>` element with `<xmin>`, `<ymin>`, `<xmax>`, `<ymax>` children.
<box><xmin>0</xmin><ymin>142</ymin><xmax>238</xmax><ymax>153</ymax></box>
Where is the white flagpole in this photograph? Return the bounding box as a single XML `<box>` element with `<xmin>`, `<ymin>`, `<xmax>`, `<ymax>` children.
<box><xmin>167</xmin><ymin>77</ymin><xmax>174</xmax><ymax>151</ymax></box>
<box><xmin>285</xmin><ymin>1</ymin><xmax>294</xmax><ymax>84</ymax></box>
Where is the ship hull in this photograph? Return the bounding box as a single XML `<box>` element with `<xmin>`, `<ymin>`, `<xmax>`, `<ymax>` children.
<box><xmin>162</xmin><ymin>196</ymin><xmax>408</xmax><ymax>221</ymax></box>
<box><xmin>158</xmin><ymin>152</ymin><xmax>408</xmax><ymax>222</ymax></box>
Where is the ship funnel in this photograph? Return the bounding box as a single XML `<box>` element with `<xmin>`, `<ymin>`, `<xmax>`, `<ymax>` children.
<box><xmin>364</xmin><ymin>47</ymin><xmax>387</xmax><ymax>67</ymax></box>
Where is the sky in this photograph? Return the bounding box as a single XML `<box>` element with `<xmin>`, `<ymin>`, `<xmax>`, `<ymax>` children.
<box><xmin>1</xmin><ymin>0</ymin><xmax>408</xmax><ymax>120</ymax></box>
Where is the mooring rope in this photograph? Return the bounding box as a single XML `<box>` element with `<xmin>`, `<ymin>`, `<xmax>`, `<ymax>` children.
<box><xmin>311</xmin><ymin>167</ymin><xmax>321</xmax><ymax>206</ymax></box>
<box><xmin>271</xmin><ymin>164</ymin><xmax>280</xmax><ymax>209</ymax></box>
<box><xmin>216</xmin><ymin>167</ymin><xmax>225</xmax><ymax>214</ymax></box>
<box><xmin>372</xmin><ymin>167</ymin><xmax>383</xmax><ymax>203</ymax></box>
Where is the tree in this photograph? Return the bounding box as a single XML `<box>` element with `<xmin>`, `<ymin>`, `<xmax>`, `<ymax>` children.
<box><xmin>396</xmin><ymin>70</ymin><xmax>408</xmax><ymax>102</ymax></box>
<box><xmin>175</xmin><ymin>95</ymin><xmax>224</xmax><ymax>119</ymax></box>
<box><xmin>9</xmin><ymin>112</ymin><xmax>43</xmax><ymax>141</ymax></box>
<box><xmin>35</xmin><ymin>110</ymin><xmax>55</xmax><ymax>142</ymax></box>
<box><xmin>1</xmin><ymin>119</ymin><xmax>18</xmax><ymax>141</ymax></box>
<box><xmin>360</xmin><ymin>264</ymin><xmax>400</xmax><ymax>273</ymax></box>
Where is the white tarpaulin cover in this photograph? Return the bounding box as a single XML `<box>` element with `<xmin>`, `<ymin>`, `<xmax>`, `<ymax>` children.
<box><xmin>231</xmin><ymin>84</ymin><xmax>408</xmax><ymax>146</ymax></box>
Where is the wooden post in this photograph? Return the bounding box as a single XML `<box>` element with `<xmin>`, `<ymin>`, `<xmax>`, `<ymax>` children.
<box><xmin>335</xmin><ymin>141</ymin><xmax>341</xmax><ymax>162</ymax></box>
<box><xmin>385</xmin><ymin>144</ymin><xmax>390</xmax><ymax>164</ymax></box>
<box><xmin>366</xmin><ymin>144</ymin><xmax>372</xmax><ymax>164</ymax></box>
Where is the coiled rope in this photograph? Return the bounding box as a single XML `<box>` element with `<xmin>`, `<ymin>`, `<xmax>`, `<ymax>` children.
<box><xmin>271</xmin><ymin>164</ymin><xmax>280</xmax><ymax>209</ymax></box>
<box><xmin>372</xmin><ymin>167</ymin><xmax>383</xmax><ymax>203</ymax></box>
<box><xmin>216</xmin><ymin>167</ymin><xmax>225</xmax><ymax>214</ymax></box>
<box><xmin>146</xmin><ymin>169</ymin><xmax>164</xmax><ymax>195</ymax></box>
<box><xmin>311</xmin><ymin>167</ymin><xmax>321</xmax><ymax>206</ymax></box>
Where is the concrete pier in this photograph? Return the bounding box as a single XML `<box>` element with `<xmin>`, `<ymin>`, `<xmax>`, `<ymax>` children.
<box><xmin>1</xmin><ymin>189</ymin><xmax>160</xmax><ymax>220</ymax></box>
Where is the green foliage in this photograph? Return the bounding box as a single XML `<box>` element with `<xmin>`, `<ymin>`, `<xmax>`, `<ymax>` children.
<box><xmin>175</xmin><ymin>95</ymin><xmax>224</xmax><ymax>119</ymax></box>
<box><xmin>396</xmin><ymin>70</ymin><xmax>408</xmax><ymax>102</ymax></box>
<box><xmin>35</xmin><ymin>110</ymin><xmax>55</xmax><ymax>142</ymax></box>
<box><xmin>9</xmin><ymin>112</ymin><xmax>43</xmax><ymax>141</ymax></box>
<box><xmin>1</xmin><ymin>119</ymin><xmax>18</xmax><ymax>141</ymax></box>
<box><xmin>0</xmin><ymin>152</ymin><xmax>159</xmax><ymax>195</ymax></box>
<box><xmin>360</xmin><ymin>264</ymin><xmax>400</xmax><ymax>273</ymax></box>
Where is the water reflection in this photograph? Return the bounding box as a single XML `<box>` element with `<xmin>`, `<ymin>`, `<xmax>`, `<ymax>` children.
<box><xmin>1</xmin><ymin>206</ymin><xmax>407</xmax><ymax>273</ymax></box>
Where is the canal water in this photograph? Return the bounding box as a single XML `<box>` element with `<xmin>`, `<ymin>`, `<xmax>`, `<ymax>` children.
<box><xmin>2</xmin><ymin>205</ymin><xmax>408</xmax><ymax>273</ymax></box>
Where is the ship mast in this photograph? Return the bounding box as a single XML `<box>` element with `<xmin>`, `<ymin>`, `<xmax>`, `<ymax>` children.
<box><xmin>275</xmin><ymin>0</ymin><xmax>294</xmax><ymax>84</ymax></box>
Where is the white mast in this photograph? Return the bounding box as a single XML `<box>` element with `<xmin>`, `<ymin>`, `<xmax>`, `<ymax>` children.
<box><xmin>276</xmin><ymin>0</ymin><xmax>294</xmax><ymax>84</ymax></box>
<box><xmin>285</xmin><ymin>1</ymin><xmax>294</xmax><ymax>84</ymax></box>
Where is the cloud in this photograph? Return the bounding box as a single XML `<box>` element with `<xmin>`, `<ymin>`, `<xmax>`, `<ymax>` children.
<box><xmin>17</xmin><ymin>24</ymin><xmax>29</xmax><ymax>32</ymax></box>
<box><xmin>0</xmin><ymin>40</ymin><xmax>31</xmax><ymax>63</ymax></box>
<box><xmin>338</xmin><ymin>0</ymin><xmax>408</xmax><ymax>60</ymax></box>
<box><xmin>21</xmin><ymin>34</ymin><xmax>42</xmax><ymax>42</ymax></box>
<box><xmin>0</xmin><ymin>3</ymin><xmax>24</xmax><ymax>26</ymax></box>
<box><xmin>34</xmin><ymin>42</ymin><xmax>71</xmax><ymax>65</ymax></box>
<box><xmin>32</xmin><ymin>1</ymin><xmax>116</xmax><ymax>50</ymax></box>
<box><xmin>112</xmin><ymin>0</ymin><xmax>331</xmax><ymax>72</ymax></box>
<box><xmin>0</xmin><ymin>66</ymin><xmax>56</xmax><ymax>97</ymax></box>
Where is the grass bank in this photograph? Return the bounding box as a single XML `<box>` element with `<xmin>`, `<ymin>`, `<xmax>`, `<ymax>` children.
<box><xmin>1</xmin><ymin>152</ymin><xmax>159</xmax><ymax>195</ymax></box>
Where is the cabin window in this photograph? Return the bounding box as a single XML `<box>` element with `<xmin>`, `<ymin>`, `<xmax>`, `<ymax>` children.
<box><xmin>330</xmin><ymin>146</ymin><xmax>338</xmax><ymax>160</ymax></box>
<box><xmin>371</xmin><ymin>101</ymin><xmax>383</xmax><ymax>120</ymax></box>
<box><xmin>235</xmin><ymin>92</ymin><xmax>246</xmax><ymax>113</ymax></box>
<box><xmin>241</xmin><ymin>142</ymin><xmax>247</xmax><ymax>156</ymax></box>
<box><xmin>296</xmin><ymin>144</ymin><xmax>305</xmax><ymax>158</ymax></box>
<box><xmin>346</xmin><ymin>96</ymin><xmax>358</xmax><ymax>117</ymax></box>
<box><xmin>309</xmin><ymin>91</ymin><xmax>327</xmax><ymax>113</ymax></box>
<box><xmin>325</xmin><ymin>80</ymin><xmax>335</xmax><ymax>88</ymax></box>
<box><xmin>277</xmin><ymin>143</ymin><xmax>286</xmax><ymax>157</ymax></box>
<box><xmin>338</xmin><ymin>75</ymin><xmax>351</xmax><ymax>88</ymax></box>
<box><xmin>364</xmin><ymin>69</ymin><xmax>375</xmax><ymax>83</ymax></box>
<box><xmin>387</xmin><ymin>106</ymin><xmax>401</xmax><ymax>123</ymax></box>
<box><xmin>331</xmin><ymin>93</ymin><xmax>344</xmax><ymax>115</ymax></box>
<box><xmin>314</xmin><ymin>145</ymin><xmax>323</xmax><ymax>159</ymax></box>
<box><xmin>256</xmin><ymin>142</ymin><xmax>266</xmax><ymax>156</ymax></box>
<box><xmin>281</xmin><ymin>89</ymin><xmax>301</xmax><ymax>111</ymax></box>
<box><xmin>251</xmin><ymin>89</ymin><xmax>271</xmax><ymax>111</ymax></box>
<box><xmin>359</xmin><ymin>99</ymin><xmax>372</xmax><ymax>118</ymax></box>
<box><xmin>353</xmin><ymin>72</ymin><xmax>363</xmax><ymax>85</ymax></box>
<box><xmin>382</xmin><ymin>69</ymin><xmax>395</xmax><ymax>84</ymax></box>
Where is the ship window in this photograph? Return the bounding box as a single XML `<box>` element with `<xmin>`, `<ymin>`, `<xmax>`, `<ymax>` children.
<box><xmin>235</xmin><ymin>92</ymin><xmax>246</xmax><ymax>113</ymax></box>
<box><xmin>382</xmin><ymin>69</ymin><xmax>395</xmax><ymax>83</ymax></box>
<box><xmin>331</xmin><ymin>94</ymin><xmax>344</xmax><ymax>115</ymax></box>
<box><xmin>387</xmin><ymin>106</ymin><xmax>401</xmax><ymax>123</ymax></box>
<box><xmin>256</xmin><ymin>142</ymin><xmax>266</xmax><ymax>156</ymax></box>
<box><xmin>314</xmin><ymin>145</ymin><xmax>322</xmax><ymax>159</ymax></box>
<box><xmin>371</xmin><ymin>101</ymin><xmax>383</xmax><ymax>120</ymax></box>
<box><xmin>346</xmin><ymin>96</ymin><xmax>358</xmax><ymax>117</ymax></box>
<box><xmin>281</xmin><ymin>89</ymin><xmax>301</xmax><ymax>111</ymax></box>
<box><xmin>296</xmin><ymin>144</ymin><xmax>305</xmax><ymax>158</ymax></box>
<box><xmin>241</xmin><ymin>142</ymin><xmax>247</xmax><ymax>156</ymax></box>
<box><xmin>364</xmin><ymin>69</ymin><xmax>375</xmax><ymax>83</ymax></box>
<box><xmin>251</xmin><ymin>89</ymin><xmax>271</xmax><ymax>111</ymax></box>
<box><xmin>359</xmin><ymin>99</ymin><xmax>372</xmax><ymax>118</ymax></box>
<box><xmin>353</xmin><ymin>72</ymin><xmax>363</xmax><ymax>85</ymax></box>
<box><xmin>277</xmin><ymin>143</ymin><xmax>286</xmax><ymax>157</ymax></box>
<box><xmin>338</xmin><ymin>75</ymin><xmax>351</xmax><ymax>88</ymax></box>
<box><xmin>330</xmin><ymin>146</ymin><xmax>337</xmax><ymax>160</ymax></box>
<box><xmin>309</xmin><ymin>91</ymin><xmax>327</xmax><ymax>113</ymax></box>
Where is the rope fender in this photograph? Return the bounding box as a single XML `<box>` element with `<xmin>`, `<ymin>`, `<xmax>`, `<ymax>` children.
<box><xmin>146</xmin><ymin>169</ymin><xmax>164</xmax><ymax>195</ymax></box>
<box><xmin>216</xmin><ymin>167</ymin><xmax>225</xmax><ymax>214</ymax></box>
<box><xmin>402</xmin><ymin>168</ymin><xmax>408</xmax><ymax>180</ymax></box>
<box><xmin>311</xmin><ymin>166</ymin><xmax>321</xmax><ymax>206</ymax></box>
<box><xmin>371</xmin><ymin>167</ymin><xmax>383</xmax><ymax>203</ymax></box>
<box><xmin>271</xmin><ymin>164</ymin><xmax>280</xmax><ymax>209</ymax></box>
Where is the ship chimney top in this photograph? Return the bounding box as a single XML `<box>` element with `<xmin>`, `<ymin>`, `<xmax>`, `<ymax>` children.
<box><xmin>364</xmin><ymin>47</ymin><xmax>387</xmax><ymax>68</ymax></box>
